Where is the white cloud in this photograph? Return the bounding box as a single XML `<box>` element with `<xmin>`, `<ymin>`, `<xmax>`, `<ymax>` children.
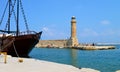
<box><xmin>42</xmin><ymin>27</ymin><xmax>49</xmax><ymax>31</ymax></box>
<box><xmin>79</xmin><ymin>28</ymin><xmax>117</xmax><ymax>37</ymax></box>
<box><xmin>100</xmin><ymin>30</ymin><xmax>115</xmax><ymax>36</ymax></box>
<box><xmin>42</xmin><ymin>27</ymin><xmax>67</xmax><ymax>39</ymax></box>
<box><xmin>100</xmin><ymin>20</ymin><xmax>110</xmax><ymax>25</ymax></box>
<box><xmin>42</xmin><ymin>27</ymin><xmax>54</xmax><ymax>36</ymax></box>
<box><xmin>79</xmin><ymin>28</ymin><xmax>98</xmax><ymax>37</ymax></box>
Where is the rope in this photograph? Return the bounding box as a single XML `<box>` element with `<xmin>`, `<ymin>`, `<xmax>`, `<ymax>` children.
<box><xmin>13</xmin><ymin>41</ymin><xmax>19</xmax><ymax>57</ymax></box>
<box><xmin>1</xmin><ymin>0</ymin><xmax>29</xmax><ymax>33</ymax></box>
<box><xmin>4</xmin><ymin>0</ymin><xmax>17</xmax><ymax>31</ymax></box>
<box><xmin>20</xmin><ymin>0</ymin><xmax>29</xmax><ymax>31</ymax></box>
<box><xmin>0</xmin><ymin>1</ymin><xmax>9</xmax><ymax>26</ymax></box>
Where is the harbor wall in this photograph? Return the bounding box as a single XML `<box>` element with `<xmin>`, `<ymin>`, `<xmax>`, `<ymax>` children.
<box><xmin>36</xmin><ymin>40</ymin><xmax>115</xmax><ymax>50</ymax></box>
<box><xmin>36</xmin><ymin>40</ymin><xmax>68</xmax><ymax>48</ymax></box>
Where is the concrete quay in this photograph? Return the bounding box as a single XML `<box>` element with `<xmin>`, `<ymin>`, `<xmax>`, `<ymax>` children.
<box><xmin>0</xmin><ymin>55</ymin><xmax>100</xmax><ymax>72</ymax></box>
<box><xmin>73</xmin><ymin>46</ymin><xmax>115</xmax><ymax>50</ymax></box>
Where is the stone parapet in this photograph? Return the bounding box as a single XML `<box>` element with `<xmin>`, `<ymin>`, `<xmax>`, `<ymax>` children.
<box><xmin>73</xmin><ymin>46</ymin><xmax>115</xmax><ymax>50</ymax></box>
<box><xmin>36</xmin><ymin>40</ymin><xmax>68</xmax><ymax>48</ymax></box>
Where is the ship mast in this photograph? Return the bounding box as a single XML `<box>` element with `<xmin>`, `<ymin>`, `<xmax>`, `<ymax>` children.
<box><xmin>8</xmin><ymin>0</ymin><xmax>11</xmax><ymax>34</ymax></box>
<box><xmin>16</xmin><ymin>0</ymin><xmax>19</xmax><ymax>36</ymax></box>
<box><xmin>4</xmin><ymin>0</ymin><xmax>28</xmax><ymax>35</ymax></box>
<box><xmin>7</xmin><ymin>0</ymin><xmax>20</xmax><ymax>35</ymax></box>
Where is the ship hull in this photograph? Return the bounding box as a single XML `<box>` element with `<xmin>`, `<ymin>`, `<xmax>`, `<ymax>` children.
<box><xmin>2</xmin><ymin>32</ymin><xmax>42</xmax><ymax>57</ymax></box>
<box><xmin>0</xmin><ymin>0</ymin><xmax>42</xmax><ymax>57</ymax></box>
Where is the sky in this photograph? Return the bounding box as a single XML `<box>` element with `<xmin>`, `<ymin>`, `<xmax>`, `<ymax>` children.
<box><xmin>0</xmin><ymin>0</ymin><xmax>120</xmax><ymax>43</ymax></box>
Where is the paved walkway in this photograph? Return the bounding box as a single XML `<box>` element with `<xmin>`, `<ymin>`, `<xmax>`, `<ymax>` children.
<box><xmin>0</xmin><ymin>55</ymin><xmax>100</xmax><ymax>72</ymax></box>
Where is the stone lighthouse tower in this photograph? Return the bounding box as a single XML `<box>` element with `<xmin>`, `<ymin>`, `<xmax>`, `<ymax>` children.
<box><xmin>67</xmin><ymin>16</ymin><xmax>79</xmax><ymax>47</ymax></box>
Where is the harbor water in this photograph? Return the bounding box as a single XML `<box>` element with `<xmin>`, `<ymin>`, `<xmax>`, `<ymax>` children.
<box><xmin>29</xmin><ymin>44</ymin><xmax>120</xmax><ymax>72</ymax></box>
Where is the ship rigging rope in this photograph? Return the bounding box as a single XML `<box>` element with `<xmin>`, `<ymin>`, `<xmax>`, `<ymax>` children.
<box><xmin>0</xmin><ymin>1</ymin><xmax>9</xmax><ymax>26</ymax></box>
<box><xmin>19</xmin><ymin>0</ymin><xmax>29</xmax><ymax>31</ymax></box>
<box><xmin>0</xmin><ymin>0</ymin><xmax>29</xmax><ymax>33</ymax></box>
<box><xmin>5</xmin><ymin>0</ymin><xmax>17</xmax><ymax>31</ymax></box>
<box><xmin>11</xmin><ymin>0</ymin><xmax>17</xmax><ymax>26</ymax></box>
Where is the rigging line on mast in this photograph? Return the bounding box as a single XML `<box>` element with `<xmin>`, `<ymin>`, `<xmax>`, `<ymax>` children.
<box><xmin>13</xmin><ymin>9</ymin><xmax>17</xmax><ymax>25</ymax></box>
<box><xmin>0</xmin><ymin>1</ymin><xmax>9</xmax><ymax>26</ymax></box>
<box><xmin>4</xmin><ymin>0</ymin><xmax>17</xmax><ymax>31</ymax></box>
<box><xmin>20</xmin><ymin>0</ymin><xmax>29</xmax><ymax>31</ymax></box>
<box><xmin>11</xmin><ymin>0</ymin><xmax>17</xmax><ymax>27</ymax></box>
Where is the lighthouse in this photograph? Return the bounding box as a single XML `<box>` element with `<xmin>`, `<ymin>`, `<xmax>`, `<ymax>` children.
<box><xmin>67</xmin><ymin>16</ymin><xmax>79</xmax><ymax>47</ymax></box>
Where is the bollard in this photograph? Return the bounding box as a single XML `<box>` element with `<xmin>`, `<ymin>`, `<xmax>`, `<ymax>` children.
<box><xmin>4</xmin><ymin>52</ymin><xmax>7</xmax><ymax>64</ymax></box>
<box><xmin>18</xmin><ymin>58</ymin><xmax>23</xmax><ymax>63</ymax></box>
<box><xmin>0</xmin><ymin>52</ymin><xmax>7</xmax><ymax>64</ymax></box>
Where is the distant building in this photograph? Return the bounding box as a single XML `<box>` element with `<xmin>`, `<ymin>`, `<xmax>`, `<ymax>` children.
<box><xmin>67</xmin><ymin>16</ymin><xmax>79</xmax><ymax>47</ymax></box>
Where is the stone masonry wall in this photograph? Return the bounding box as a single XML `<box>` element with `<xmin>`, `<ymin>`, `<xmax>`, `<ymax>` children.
<box><xmin>36</xmin><ymin>40</ymin><xmax>68</xmax><ymax>48</ymax></box>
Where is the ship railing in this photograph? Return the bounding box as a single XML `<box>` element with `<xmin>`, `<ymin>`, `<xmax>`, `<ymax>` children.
<box><xmin>0</xmin><ymin>30</ymin><xmax>37</xmax><ymax>36</ymax></box>
<box><xmin>14</xmin><ymin>31</ymin><xmax>37</xmax><ymax>36</ymax></box>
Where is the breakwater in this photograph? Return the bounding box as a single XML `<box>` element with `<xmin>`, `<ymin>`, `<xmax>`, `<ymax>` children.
<box><xmin>36</xmin><ymin>40</ymin><xmax>115</xmax><ymax>50</ymax></box>
<box><xmin>73</xmin><ymin>46</ymin><xmax>115</xmax><ymax>50</ymax></box>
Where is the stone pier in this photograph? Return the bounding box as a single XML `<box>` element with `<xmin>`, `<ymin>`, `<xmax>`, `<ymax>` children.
<box><xmin>36</xmin><ymin>16</ymin><xmax>116</xmax><ymax>50</ymax></box>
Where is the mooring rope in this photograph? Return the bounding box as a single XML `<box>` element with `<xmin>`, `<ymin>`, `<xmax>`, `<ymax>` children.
<box><xmin>13</xmin><ymin>41</ymin><xmax>19</xmax><ymax>57</ymax></box>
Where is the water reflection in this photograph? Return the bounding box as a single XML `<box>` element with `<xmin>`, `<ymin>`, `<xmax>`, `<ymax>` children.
<box><xmin>70</xmin><ymin>49</ymin><xmax>79</xmax><ymax>67</ymax></box>
<box><xmin>30</xmin><ymin>46</ymin><xmax>120</xmax><ymax>72</ymax></box>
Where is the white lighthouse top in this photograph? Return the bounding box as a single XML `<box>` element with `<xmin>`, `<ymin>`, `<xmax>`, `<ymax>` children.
<box><xmin>72</xmin><ymin>16</ymin><xmax>76</xmax><ymax>19</ymax></box>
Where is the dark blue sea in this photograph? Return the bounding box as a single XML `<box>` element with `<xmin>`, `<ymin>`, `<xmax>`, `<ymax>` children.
<box><xmin>29</xmin><ymin>44</ymin><xmax>120</xmax><ymax>72</ymax></box>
